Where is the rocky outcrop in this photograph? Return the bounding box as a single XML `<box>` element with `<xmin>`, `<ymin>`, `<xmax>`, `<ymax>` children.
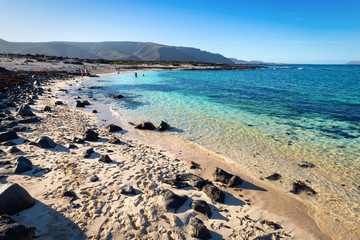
<box><xmin>0</xmin><ymin>183</ymin><xmax>35</xmax><ymax>215</ymax></box>
<box><xmin>160</xmin><ymin>189</ymin><xmax>188</xmax><ymax>213</ymax></box>
<box><xmin>213</xmin><ymin>167</ymin><xmax>242</xmax><ymax>187</ymax></box>
<box><xmin>0</xmin><ymin>214</ymin><xmax>36</xmax><ymax>240</ymax></box>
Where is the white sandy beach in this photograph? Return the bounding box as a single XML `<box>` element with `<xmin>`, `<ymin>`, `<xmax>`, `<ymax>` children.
<box><xmin>0</xmin><ymin>58</ymin><xmax>356</xmax><ymax>239</ymax></box>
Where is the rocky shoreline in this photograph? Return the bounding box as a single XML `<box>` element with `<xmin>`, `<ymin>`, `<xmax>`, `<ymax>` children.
<box><xmin>0</xmin><ymin>61</ymin><xmax>344</xmax><ymax>239</ymax></box>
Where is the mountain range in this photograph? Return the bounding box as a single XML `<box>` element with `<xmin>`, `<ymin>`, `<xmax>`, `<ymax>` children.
<box><xmin>0</xmin><ymin>38</ymin><xmax>234</xmax><ymax>64</ymax></box>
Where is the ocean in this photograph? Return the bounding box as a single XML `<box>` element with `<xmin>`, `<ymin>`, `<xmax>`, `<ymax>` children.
<box><xmin>68</xmin><ymin>65</ymin><xmax>360</xmax><ymax>228</ymax></box>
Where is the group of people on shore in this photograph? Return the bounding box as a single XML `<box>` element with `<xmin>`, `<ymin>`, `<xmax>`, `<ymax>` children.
<box><xmin>79</xmin><ymin>66</ymin><xmax>87</xmax><ymax>77</ymax></box>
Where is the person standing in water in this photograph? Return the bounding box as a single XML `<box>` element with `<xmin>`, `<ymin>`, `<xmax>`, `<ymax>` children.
<box><xmin>135</xmin><ymin>72</ymin><xmax>137</xmax><ymax>78</ymax></box>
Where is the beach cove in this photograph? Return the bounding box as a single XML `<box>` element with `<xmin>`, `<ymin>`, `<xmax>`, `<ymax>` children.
<box><xmin>0</xmin><ymin>59</ymin><xmax>358</xmax><ymax>239</ymax></box>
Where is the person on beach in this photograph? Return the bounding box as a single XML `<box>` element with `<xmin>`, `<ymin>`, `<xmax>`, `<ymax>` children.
<box><xmin>80</xmin><ymin>67</ymin><xmax>83</xmax><ymax>77</ymax></box>
<box><xmin>84</xmin><ymin>67</ymin><xmax>87</xmax><ymax>76</ymax></box>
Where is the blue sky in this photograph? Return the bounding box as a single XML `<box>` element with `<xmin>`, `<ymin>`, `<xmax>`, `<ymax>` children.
<box><xmin>1</xmin><ymin>0</ymin><xmax>359</xmax><ymax>63</ymax></box>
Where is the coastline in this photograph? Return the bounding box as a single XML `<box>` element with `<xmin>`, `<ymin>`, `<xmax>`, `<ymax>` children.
<box><xmin>0</xmin><ymin>59</ymin><xmax>356</xmax><ymax>239</ymax></box>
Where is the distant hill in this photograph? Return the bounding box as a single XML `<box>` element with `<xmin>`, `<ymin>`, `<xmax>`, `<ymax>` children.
<box><xmin>229</xmin><ymin>58</ymin><xmax>274</xmax><ymax>65</ymax></box>
<box><xmin>0</xmin><ymin>38</ymin><xmax>233</xmax><ymax>64</ymax></box>
<box><xmin>346</xmin><ymin>61</ymin><xmax>360</xmax><ymax>65</ymax></box>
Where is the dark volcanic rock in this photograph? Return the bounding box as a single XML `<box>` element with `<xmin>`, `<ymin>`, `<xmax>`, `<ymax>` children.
<box><xmin>290</xmin><ymin>181</ymin><xmax>317</xmax><ymax>195</ymax></box>
<box><xmin>265</xmin><ymin>173</ymin><xmax>282</xmax><ymax>181</ymax></box>
<box><xmin>54</xmin><ymin>101</ymin><xmax>64</xmax><ymax>105</ymax></box>
<box><xmin>176</xmin><ymin>173</ymin><xmax>208</xmax><ymax>190</ymax></box>
<box><xmin>120</xmin><ymin>185</ymin><xmax>136</xmax><ymax>195</ymax></box>
<box><xmin>16</xmin><ymin>108</ymin><xmax>35</xmax><ymax>117</ymax></box>
<box><xmin>73</xmin><ymin>137</ymin><xmax>85</xmax><ymax>144</ymax></box>
<box><xmin>0</xmin><ymin>183</ymin><xmax>35</xmax><ymax>215</ymax></box>
<box><xmin>191</xmin><ymin>200</ymin><xmax>212</xmax><ymax>218</ymax></box>
<box><xmin>105</xmin><ymin>124</ymin><xmax>122</xmax><ymax>132</ymax></box>
<box><xmin>0</xmin><ymin>214</ymin><xmax>36</xmax><ymax>240</ymax></box>
<box><xmin>158</xmin><ymin>121</ymin><xmax>170</xmax><ymax>131</ymax></box>
<box><xmin>114</xmin><ymin>94</ymin><xmax>124</xmax><ymax>99</ymax></box>
<box><xmin>6</xmin><ymin>146</ymin><xmax>21</xmax><ymax>153</ymax></box>
<box><xmin>75</xmin><ymin>101</ymin><xmax>85</xmax><ymax>108</ymax></box>
<box><xmin>161</xmin><ymin>179</ymin><xmax>190</xmax><ymax>189</ymax></box>
<box><xmin>0</xmin><ymin>131</ymin><xmax>18</xmax><ymax>142</ymax></box>
<box><xmin>190</xmin><ymin>217</ymin><xmax>211</xmax><ymax>239</ymax></box>
<box><xmin>5</xmin><ymin>101</ymin><xmax>16</xmax><ymax>108</ymax></box>
<box><xmin>43</xmin><ymin>106</ymin><xmax>51</xmax><ymax>112</ymax></box>
<box><xmin>261</xmin><ymin>220</ymin><xmax>281</xmax><ymax>230</ymax></box>
<box><xmin>202</xmin><ymin>184</ymin><xmax>225</xmax><ymax>203</ymax></box>
<box><xmin>213</xmin><ymin>167</ymin><xmax>242</xmax><ymax>187</ymax></box>
<box><xmin>83</xmin><ymin>148</ymin><xmax>94</xmax><ymax>158</ymax></box>
<box><xmin>63</xmin><ymin>190</ymin><xmax>77</xmax><ymax>201</ymax></box>
<box><xmin>83</xmin><ymin>129</ymin><xmax>99</xmax><ymax>141</ymax></box>
<box><xmin>98</xmin><ymin>154</ymin><xmax>112</xmax><ymax>163</ymax></box>
<box><xmin>34</xmin><ymin>136</ymin><xmax>56</xmax><ymax>148</ymax></box>
<box><xmin>89</xmin><ymin>175</ymin><xmax>99</xmax><ymax>182</ymax></box>
<box><xmin>92</xmin><ymin>110</ymin><xmax>97</xmax><ymax>113</ymax></box>
<box><xmin>82</xmin><ymin>100</ymin><xmax>90</xmax><ymax>106</ymax></box>
<box><xmin>298</xmin><ymin>161</ymin><xmax>315</xmax><ymax>168</ymax></box>
<box><xmin>14</xmin><ymin>157</ymin><xmax>32</xmax><ymax>174</ymax></box>
<box><xmin>160</xmin><ymin>189</ymin><xmax>188</xmax><ymax>212</ymax></box>
<box><xmin>0</xmin><ymin>93</ymin><xmax>8</xmax><ymax>99</ymax></box>
<box><xmin>135</xmin><ymin>122</ymin><xmax>156</xmax><ymax>130</ymax></box>
<box><xmin>66</xmin><ymin>143</ymin><xmax>77</xmax><ymax>149</ymax></box>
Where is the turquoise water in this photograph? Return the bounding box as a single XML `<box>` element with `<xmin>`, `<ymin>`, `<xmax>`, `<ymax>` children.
<box><xmin>70</xmin><ymin>65</ymin><xmax>360</xmax><ymax>227</ymax></box>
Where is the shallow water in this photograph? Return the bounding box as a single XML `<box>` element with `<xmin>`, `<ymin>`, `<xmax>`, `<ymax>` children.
<box><xmin>69</xmin><ymin>65</ymin><xmax>360</xmax><ymax>229</ymax></box>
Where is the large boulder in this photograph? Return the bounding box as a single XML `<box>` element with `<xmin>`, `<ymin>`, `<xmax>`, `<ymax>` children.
<box><xmin>14</xmin><ymin>157</ymin><xmax>32</xmax><ymax>174</ymax></box>
<box><xmin>202</xmin><ymin>184</ymin><xmax>225</xmax><ymax>203</ymax></box>
<box><xmin>83</xmin><ymin>129</ymin><xmax>99</xmax><ymax>141</ymax></box>
<box><xmin>190</xmin><ymin>217</ymin><xmax>211</xmax><ymax>239</ymax></box>
<box><xmin>0</xmin><ymin>183</ymin><xmax>35</xmax><ymax>215</ymax></box>
<box><xmin>135</xmin><ymin>122</ymin><xmax>156</xmax><ymax>130</ymax></box>
<box><xmin>191</xmin><ymin>200</ymin><xmax>212</xmax><ymax>218</ymax></box>
<box><xmin>105</xmin><ymin>124</ymin><xmax>122</xmax><ymax>132</ymax></box>
<box><xmin>16</xmin><ymin>108</ymin><xmax>35</xmax><ymax>117</ymax></box>
<box><xmin>160</xmin><ymin>189</ymin><xmax>188</xmax><ymax>213</ymax></box>
<box><xmin>0</xmin><ymin>131</ymin><xmax>18</xmax><ymax>142</ymax></box>
<box><xmin>213</xmin><ymin>167</ymin><xmax>242</xmax><ymax>187</ymax></box>
<box><xmin>34</xmin><ymin>136</ymin><xmax>56</xmax><ymax>148</ymax></box>
<box><xmin>0</xmin><ymin>214</ymin><xmax>36</xmax><ymax>240</ymax></box>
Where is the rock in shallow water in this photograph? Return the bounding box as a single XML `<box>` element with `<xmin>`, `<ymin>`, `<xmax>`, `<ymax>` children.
<box><xmin>135</xmin><ymin>122</ymin><xmax>156</xmax><ymax>130</ymax></box>
<box><xmin>290</xmin><ymin>181</ymin><xmax>316</xmax><ymax>195</ymax></box>
<box><xmin>158</xmin><ymin>121</ymin><xmax>170</xmax><ymax>131</ymax></box>
<box><xmin>265</xmin><ymin>173</ymin><xmax>282</xmax><ymax>181</ymax></box>
<box><xmin>0</xmin><ymin>183</ymin><xmax>35</xmax><ymax>215</ymax></box>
